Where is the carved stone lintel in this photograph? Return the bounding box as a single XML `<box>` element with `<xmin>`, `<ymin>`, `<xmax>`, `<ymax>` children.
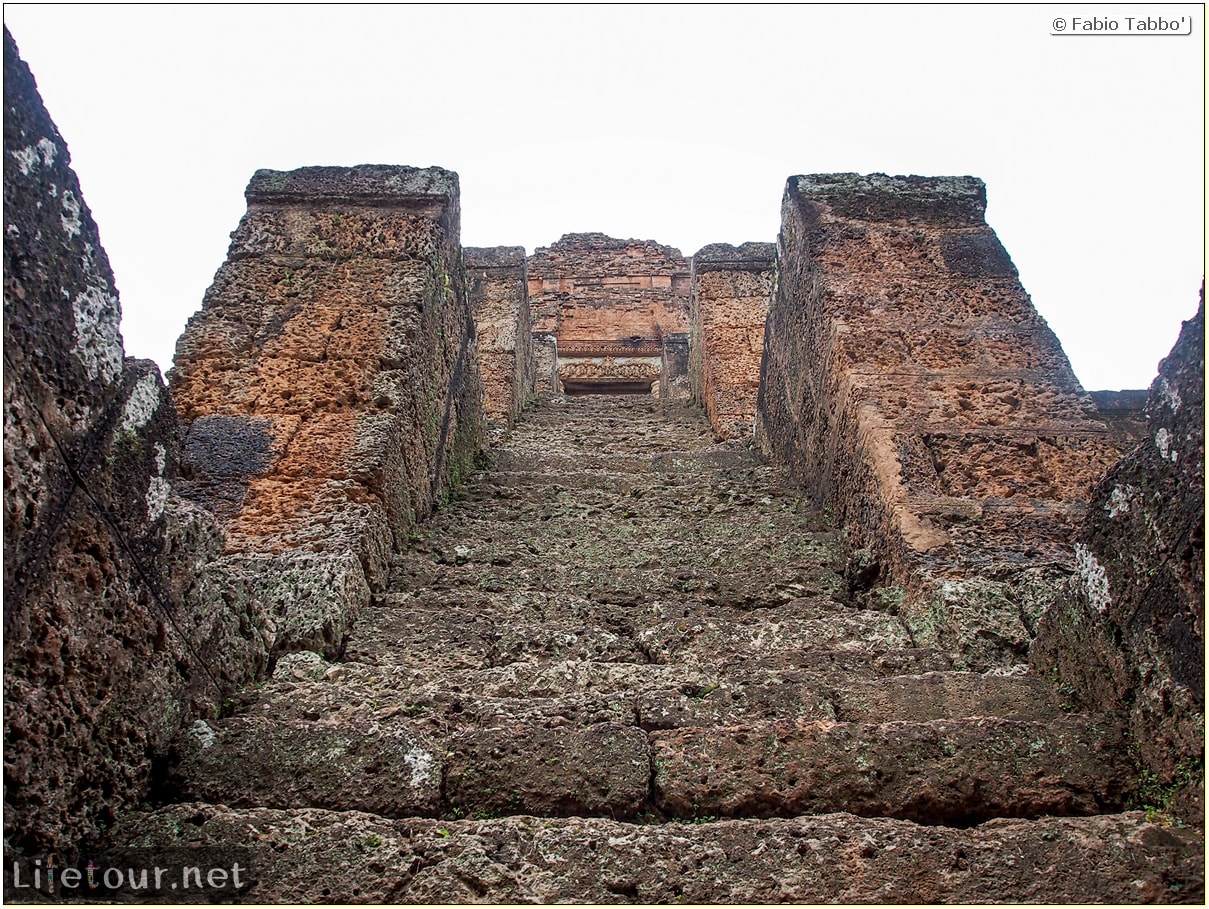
<box><xmin>557</xmin><ymin>356</ymin><xmax>661</xmax><ymax>382</ymax></box>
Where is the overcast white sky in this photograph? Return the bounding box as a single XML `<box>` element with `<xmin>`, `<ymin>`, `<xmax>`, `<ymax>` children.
<box><xmin>5</xmin><ymin>4</ymin><xmax>1204</xmax><ymax>389</ymax></box>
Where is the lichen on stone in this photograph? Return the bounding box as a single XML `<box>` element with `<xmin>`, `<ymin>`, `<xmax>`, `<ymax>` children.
<box><xmin>70</xmin><ymin>283</ymin><xmax>123</xmax><ymax>382</ymax></box>
<box><xmin>1106</xmin><ymin>483</ymin><xmax>1137</xmax><ymax>519</ymax></box>
<box><xmin>59</xmin><ymin>186</ymin><xmax>81</xmax><ymax>237</ymax></box>
<box><xmin>1074</xmin><ymin>543</ymin><xmax>1111</xmax><ymax>615</ymax></box>
<box><xmin>190</xmin><ymin>719</ymin><xmax>218</xmax><ymax>750</ymax></box>
<box><xmin>119</xmin><ymin>372</ymin><xmax>164</xmax><ymax>433</ymax></box>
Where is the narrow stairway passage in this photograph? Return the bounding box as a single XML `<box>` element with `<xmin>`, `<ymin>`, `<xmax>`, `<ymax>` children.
<box><xmin>116</xmin><ymin>396</ymin><xmax>1203</xmax><ymax>903</ymax></box>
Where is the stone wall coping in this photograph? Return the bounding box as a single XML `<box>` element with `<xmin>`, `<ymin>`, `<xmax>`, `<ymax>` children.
<box><xmin>532</xmin><ymin>233</ymin><xmax>687</xmax><ymax>262</ymax></box>
<box><xmin>692</xmin><ymin>242</ymin><xmax>776</xmax><ymax>272</ymax></box>
<box><xmin>465</xmin><ymin>246</ymin><xmax>527</xmax><ymax>268</ymax></box>
<box><xmin>789</xmin><ymin>173</ymin><xmax>988</xmax><ymax>224</ymax></box>
<box><xmin>247</xmin><ymin>165</ymin><xmax>458</xmax><ymax>205</ymax></box>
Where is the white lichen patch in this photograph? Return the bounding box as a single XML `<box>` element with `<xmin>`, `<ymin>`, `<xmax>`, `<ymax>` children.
<box><xmin>1106</xmin><ymin>483</ymin><xmax>1137</xmax><ymax>519</ymax></box>
<box><xmin>10</xmin><ymin>137</ymin><xmax>54</xmax><ymax>176</ymax></box>
<box><xmin>190</xmin><ymin>719</ymin><xmax>218</xmax><ymax>750</ymax></box>
<box><xmin>1074</xmin><ymin>543</ymin><xmax>1111</xmax><ymax>615</ymax></box>
<box><xmin>36</xmin><ymin>137</ymin><xmax>57</xmax><ymax>167</ymax></box>
<box><xmin>60</xmin><ymin>188</ymin><xmax>82</xmax><ymax>238</ymax></box>
<box><xmin>11</xmin><ymin>145</ymin><xmax>39</xmax><ymax>175</ymax></box>
<box><xmin>71</xmin><ymin>284</ymin><xmax>123</xmax><ymax>382</ymax></box>
<box><xmin>119</xmin><ymin>373</ymin><xmax>163</xmax><ymax>433</ymax></box>
<box><xmin>273</xmin><ymin>650</ymin><xmax>327</xmax><ymax>681</ymax></box>
<box><xmin>1154</xmin><ymin>427</ymin><xmax>1177</xmax><ymax>462</ymax></box>
<box><xmin>403</xmin><ymin>744</ymin><xmax>437</xmax><ymax>790</ymax></box>
<box><xmin>145</xmin><ymin>477</ymin><xmax>169</xmax><ymax>521</ymax></box>
<box><xmin>146</xmin><ymin>442</ymin><xmax>169</xmax><ymax>521</ymax></box>
<box><xmin>985</xmin><ymin>663</ymin><xmax>1030</xmax><ymax>677</ymax></box>
<box><xmin>1158</xmin><ymin>377</ymin><xmax>1182</xmax><ymax>414</ymax></box>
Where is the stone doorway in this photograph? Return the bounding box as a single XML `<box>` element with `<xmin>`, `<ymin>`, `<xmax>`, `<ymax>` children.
<box><xmin>561</xmin><ymin>378</ymin><xmax>656</xmax><ymax>396</ymax></box>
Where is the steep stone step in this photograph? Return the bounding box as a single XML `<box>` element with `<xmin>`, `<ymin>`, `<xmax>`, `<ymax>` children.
<box><xmin>223</xmin><ymin>657</ymin><xmax>1069</xmax><ymax>739</ymax></box>
<box><xmin>370</xmin><ymin>586</ymin><xmax>843</xmax><ymax>622</ymax></box>
<box><xmin>403</xmin><ymin>524</ymin><xmax>834</xmax><ymax>572</ymax></box>
<box><xmin>651</xmin><ymin>715</ymin><xmax>1133</xmax><ymax>825</ymax></box>
<box><xmin>142</xmin><ymin>391</ymin><xmax>1184</xmax><ymax>901</ymax></box>
<box><xmin>499</xmin><ymin>420</ymin><xmax>715</xmax><ymax>446</ymax></box>
<box><xmin>272</xmin><ymin>649</ymin><xmax>965</xmax><ymax>701</ymax></box>
<box><xmin>491</xmin><ymin>448</ymin><xmax>761</xmax><ymax>474</ymax></box>
<box><xmin>106</xmin><ymin>804</ymin><xmax>1205</xmax><ymax>904</ymax></box>
<box><xmin>498</xmin><ymin>431</ymin><xmax>723</xmax><ymax>454</ymax></box>
<box><xmin>345</xmin><ymin>600</ymin><xmax>903</xmax><ymax>670</ymax></box>
<box><xmin>173</xmin><ymin>712</ymin><xmax>1131</xmax><ymax>824</ymax></box>
<box><xmin>426</xmin><ymin>485</ymin><xmax>822</xmax><ymax>525</ymax></box>
<box><xmin>445</xmin><ymin>722</ymin><xmax>650</xmax><ymax>819</ymax></box>
<box><xmin>457</xmin><ymin>468</ymin><xmax>796</xmax><ymax>504</ymax></box>
<box><xmin>383</xmin><ymin>562</ymin><xmax>842</xmax><ymax>610</ymax></box>
<box><xmin>176</xmin><ymin>658</ymin><xmax>1114</xmax><ymax>826</ymax></box>
<box><xmin>833</xmin><ymin>671</ymin><xmax>1071</xmax><ymax>723</ymax></box>
<box><xmin>447</xmin><ymin>715</ymin><xmax>1129</xmax><ymax>824</ymax></box>
<box><xmin>169</xmin><ymin>712</ymin><xmax>443</xmax><ymax>818</ymax></box>
<box><xmin>516</xmin><ymin>398</ymin><xmax>714</xmax><ymax>425</ymax></box>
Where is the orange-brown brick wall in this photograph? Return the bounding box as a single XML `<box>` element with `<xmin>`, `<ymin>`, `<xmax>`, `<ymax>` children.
<box><xmin>528</xmin><ymin>233</ymin><xmax>689</xmax><ymax>344</ymax></box>
<box><xmin>170</xmin><ymin>166</ymin><xmax>482</xmax><ymax>657</ymax></box>
<box><xmin>690</xmin><ymin>243</ymin><xmax>775</xmax><ymax>438</ymax></box>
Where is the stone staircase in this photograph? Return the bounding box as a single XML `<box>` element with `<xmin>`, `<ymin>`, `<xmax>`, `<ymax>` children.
<box><xmin>111</xmin><ymin>396</ymin><xmax>1202</xmax><ymax>903</ymax></box>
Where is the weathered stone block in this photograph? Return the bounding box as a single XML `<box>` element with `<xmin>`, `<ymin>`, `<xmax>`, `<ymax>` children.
<box><xmin>466</xmin><ymin>246</ymin><xmax>535</xmax><ymax>431</ymax></box>
<box><xmin>833</xmin><ymin>671</ymin><xmax>1067</xmax><ymax>724</ymax></box>
<box><xmin>161</xmin><ymin>497</ymin><xmax>271</xmax><ymax>690</ymax></box>
<box><xmin>652</xmin><ymin>715</ymin><xmax>1132</xmax><ymax>823</ymax></box>
<box><xmin>217</xmin><ymin>550</ymin><xmax>369</xmax><ymax>659</ymax></box>
<box><xmin>170</xmin><ymin>163</ymin><xmax>483</xmax><ymax>628</ymax></box>
<box><xmin>690</xmin><ymin>243</ymin><xmax>775</xmax><ymax>438</ymax></box>
<box><xmin>445</xmin><ymin>723</ymin><xmax>649</xmax><ymax>819</ymax></box>
<box><xmin>175</xmin><ymin>713</ymin><xmax>442</xmax><ymax>817</ymax></box>
<box><xmin>529</xmin><ymin>234</ymin><xmax>690</xmax><ymax>396</ymax></box>
<box><xmin>661</xmin><ymin>332</ymin><xmax>691</xmax><ymax>401</ymax></box>
<box><xmin>107</xmin><ymin>806</ymin><xmax>1206</xmax><ymax>904</ymax></box>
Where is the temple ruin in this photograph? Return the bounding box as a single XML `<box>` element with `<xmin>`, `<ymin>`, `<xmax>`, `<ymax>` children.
<box><xmin>4</xmin><ymin>28</ymin><xmax>1204</xmax><ymax>904</ymax></box>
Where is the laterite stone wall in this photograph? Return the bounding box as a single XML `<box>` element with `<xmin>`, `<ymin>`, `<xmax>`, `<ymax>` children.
<box><xmin>757</xmin><ymin>173</ymin><xmax>1126</xmax><ymax>670</ymax></box>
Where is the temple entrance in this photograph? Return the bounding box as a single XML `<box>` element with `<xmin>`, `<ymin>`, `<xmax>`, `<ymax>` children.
<box><xmin>561</xmin><ymin>379</ymin><xmax>655</xmax><ymax>396</ymax></box>
<box><xmin>527</xmin><ymin>234</ymin><xmax>693</xmax><ymax>402</ymax></box>
<box><xmin>554</xmin><ymin>339</ymin><xmax>663</xmax><ymax>398</ymax></box>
